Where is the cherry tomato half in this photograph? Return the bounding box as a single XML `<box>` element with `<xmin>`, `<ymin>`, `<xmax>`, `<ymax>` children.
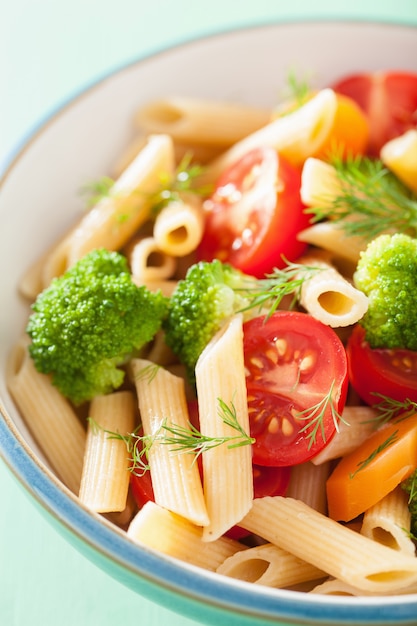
<box><xmin>198</xmin><ymin>147</ymin><xmax>309</xmax><ymax>278</ymax></box>
<box><xmin>346</xmin><ymin>324</ymin><xmax>417</xmax><ymax>406</ymax></box>
<box><xmin>332</xmin><ymin>71</ymin><xmax>417</xmax><ymax>155</ymax></box>
<box><xmin>243</xmin><ymin>311</ymin><xmax>348</xmax><ymax>466</ymax></box>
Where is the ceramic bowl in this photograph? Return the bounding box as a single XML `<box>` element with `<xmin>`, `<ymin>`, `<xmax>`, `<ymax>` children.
<box><xmin>1</xmin><ymin>19</ymin><xmax>417</xmax><ymax>626</ymax></box>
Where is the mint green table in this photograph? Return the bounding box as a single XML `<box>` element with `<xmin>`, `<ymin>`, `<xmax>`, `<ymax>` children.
<box><xmin>1</xmin><ymin>1</ymin><xmax>416</xmax><ymax>624</ymax></box>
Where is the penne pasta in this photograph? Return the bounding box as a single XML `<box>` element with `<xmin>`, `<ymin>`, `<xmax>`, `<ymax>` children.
<box><xmin>217</xmin><ymin>542</ymin><xmax>326</xmax><ymax>588</ymax></box>
<box><xmin>129</xmin><ymin>358</ymin><xmax>209</xmax><ymax>527</ymax></box>
<box><xmin>134</xmin><ymin>97</ymin><xmax>271</xmax><ymax>147</ymax></box>
<box><xmin>297</xmin><ymin>254</ymin><xmax>368</xmax><ymax>327</ymax></box>
<box><xmin>286</xmin><ymin>461</ymin><xmax>331</xmax><ymax>514</ymax></box>
<box><xmin>129</xmin><ymin>236</ymin><xmax>177</xmax><ymax>283</ymax></box>
<box><xmin>153</xmin><ymin>196</ymin><xmax>205</xmax><ymax>257</ymax></box>
<box><xmin>6</xmin><ymin>339</ymin><xmax>86</xmax><ymax>494</ymax></box>
<box><xmin>200</xmin><ymin>89</ymin><xmax>338</xmax><ymax>184</ymax></box>
<box><xmin>79</xmin><ymin>391</ymin><xmax>136</xmax><ymax>513</ymax></box>
<box><xmin>297</xmin><ymin>221</ymin><xmax>369</xmax><ymax>266</ymax></box>
<box><xmin>240</xmin><ymin>496</ymin><xmax>417</xmax><ymax>593</ymax></box>
<box><xmin>127</xmin><ymin>500</ymin><xmax>245</xmax><ymax>570</ymax></box>
<box><xmin>195</xmin><ymin>314</ymin><xmax>254</xmax><ymax>541</ymax></box>
<box><xmin>380</xmin><ymin>128</ymin><xmax>417</xmax><ymax>194</ymax></box>
<box><xmin>360</xmin><ymin>486</ymin><xmax>416</xmax><ymax>556</ymax></box>
<box><xmin>311</xmin><ymin>405</ymin><xmax>378</xmax><ymax>465</ymax></box>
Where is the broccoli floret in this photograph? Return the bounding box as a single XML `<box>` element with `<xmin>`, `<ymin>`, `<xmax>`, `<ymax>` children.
<box><xmin>163</xmin><ymin>259</ymin><xmax>255</xmax><ymax>382</ymax></box>
<box><xmin>27</xmin><ymin>248</ymin><xmax>169</xmax><ymax>405</ymax></box>
<box><xmin>353</xmin><ymin>233</ymin><xmax>417</xmax><ymax>350</ymax></box>
<box><xmin>401</xmin><ymin>470</ymin><xmax>417</xmax><ymax>540</ymax></box>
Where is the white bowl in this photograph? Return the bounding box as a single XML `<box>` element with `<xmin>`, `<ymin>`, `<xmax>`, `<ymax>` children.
<box><xmin>1</xmin><ymin>19</ymin><xmax>417</xmax><ymax>626</ymax></box>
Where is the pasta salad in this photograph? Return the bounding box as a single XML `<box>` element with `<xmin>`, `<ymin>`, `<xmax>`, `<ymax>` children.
<box><xmin>7</xmin><ymin>69</ymin><xmax>417</xmax><ymax>597</ymax></box>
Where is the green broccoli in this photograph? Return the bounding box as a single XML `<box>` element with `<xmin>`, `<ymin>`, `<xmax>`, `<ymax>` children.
<box><xmin>163</xmin><ymin>260</ymin><xmax>256</xmax><ymax>382</ymax></box>
<box><xmin>401</xmin><ymin>469</ymin><xmax>417</xmax><ymax>540</ymax></box>
<box><xmin>163</xmin><ymin>257</ymin><xmax>323</xmax><ymax>383</ymax></box>
<box><xmin>353</xmin><ymin>233</ymin><xmax>417</xmax><ymax>350</ymax></box>
<box><xmin>27</xmin><ymin>248</ymin><xmax>169</xmax><ymax>405</ymax></box>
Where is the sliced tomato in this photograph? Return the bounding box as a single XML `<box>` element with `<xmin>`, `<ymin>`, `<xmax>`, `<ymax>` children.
<box><xmin>243</xmin><ymin>311</ymin><xmax>348</xmax><ymax>466</ymax></box>
<box><xmin>346</xmin><ymin>324</ymin><xmax>417</xmax><ymax>406</ymax></box>
<box><xmin>198</xmin><ymin>147</ymin><xmax>309</xmax><ymax>278</ymax></box>
<box><xmin>130</xmin><ymin>469</ymin><xmax>155</xmax><ymax>509</ymax></box>
<box><xmin>331</xmin><ymin>71</ymin><xmax>417</xmax><ymax>155</ymax></box>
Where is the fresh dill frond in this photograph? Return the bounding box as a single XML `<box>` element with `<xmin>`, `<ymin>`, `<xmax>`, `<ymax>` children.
<box><xmin>96</xmin><ymin>396</ymin><xmax>254</xmax><ymax>475</ymax></box>
<box><xmin>238</xmin><ymin>258</ymin><xmax>325</xmax><ymax>318</ymax></box>
<box><xmin>305</xmin><ymin>156</ymin><xmax>417</xmax><ymax>239</ymax></box>
<box><xmin>367</xmin><ymin>394</ymin><xmax>417</xmax><ymax>426</ymax></box>
<box><xmin>295</xmin><ymin>380</ymin><xmax>347</xmax><ymax>449</ymax></box>
<box><xmin>150</xmin><ymin>153</ymin><xmax>213</xmax><ymax>215</ymax></box>
<box><xmin>349</xmin><ymin>430</ymin><xmax>399</xmax><ymax>479</ymax></box>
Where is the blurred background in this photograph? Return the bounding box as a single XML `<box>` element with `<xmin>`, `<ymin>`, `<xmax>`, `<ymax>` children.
<box><xmin>1</xmin><ymin>1</ymin><xmax>416</xmax><ymax>624</ymax></box>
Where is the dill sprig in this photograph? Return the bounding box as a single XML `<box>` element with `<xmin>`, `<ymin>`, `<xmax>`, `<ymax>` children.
<box><xmin>349</xmin><ymin>430</ymin><xmax>399</xmax><ymax>479</ymax></box>
<box><xmin>305</xmin><ymin>156</ymin><xmax>417</xmax><ymax>240</ymax></box>
<box><xmin>367</xmin><ymin>394</ymin><xmax>417</xmax><ymax>426</ymax></box>
<box><xmin>98</xmin><ymin>396</ymin><xmax>254</xmax><ymax>476</ymax></box>
<box><xmin>295</xmin><ymin>381</ymin><xmax>347</xmax><ymax>449</ymax></box>
<box><xmin>238</xmin><ymin>258</ymin><xmax>325</xmax><ymax>318</ymax></box>
<box><xmin>150</xmin><ymin>153</ymin><xmax>213</xmax><ymax>215</ymax></box>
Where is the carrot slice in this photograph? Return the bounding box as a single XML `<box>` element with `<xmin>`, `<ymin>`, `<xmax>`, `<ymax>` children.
<box><xmin>326</xmin><ymin>413</ymin><xmax>417</xmax><ymax>522</ymax></box>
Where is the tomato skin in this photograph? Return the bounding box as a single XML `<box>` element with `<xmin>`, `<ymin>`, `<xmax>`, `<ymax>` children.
<box><xmin>243</xmin><ymin>311</ymin><xmax>348</xmax><ymax>466</ymax></box>
<box><xmin>346</xmin><ymin>324</ymin><xmax>417</xmax><ymax>406</ymax></box>
<box><xmin>198</xmin><ymin>147</ymin><xmax>309</xmax><ymax>278</ymax></box>
<box><xmin>332</xmin><ymin>71</ymin><xmax>417</xmax><ymax>155</ymax></box>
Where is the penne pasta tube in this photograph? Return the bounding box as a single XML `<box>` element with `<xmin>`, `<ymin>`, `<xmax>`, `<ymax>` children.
<box><xmin>134</xmin><ymin>97</ymin><xmax>271</xmax><ymax>147</ymax></box>
<box><xmin>217</xmin><ymin>542</ymin><xmax>326</xmax><ymax>588</ymax></box>
<box><xmin>310</xmin><ymin>577</ymin><xmax>417</xmax><ymax>596</ymax></box>
<box><xmin>195</xmin><ymin>314</ymin><xmax>254</xmax><ymax>541</ymax></box>
<box><xmin>297</xmin><ymin>254</ymin><xmax>368</xmax><ymax>327</ymax></box>
<box><xmin>79</xmin><ymin>391</ymin><xmax>136</xmax><ymax>513</ymax></box>
<box><xmin>300</xmin><ymin>157</ymin><xmax>341</xmax><ymax>207</ymax></box>
<box><xmin>297</xmin><ymin>221</ymin><xmax>368</xmax><ymax>266</ymax></box>
<box><xmin>153</xmin><ymin>196</ymin><xmax>205</xmax><ymax>257</ymax></box>
<box><xmin>311</xmin><ymin>405</ymin><xmax>378</xmax><ymax>465</ymax></box>
<box><xmin>43</xmin><ymin>134</ymin><xmax>175</xmax><ymax>276</ymax></box>
<box><xmin>200</xmin><ymin>89</ymin><xmax>338</xmax><ymax>184</ymax></box>
<box><xmin>127</xmin><ymin>500</ymin><xmax>245</xmax><ymax>570</ymax></box>
<box><xmin>129</xmin><ymin>236</ymin><xmax>177</xmax><ymax>283</ymax></box>
<box><xmin>286</xmin><ymin>461</ymin><xmax>331</xmax><ymax>514</ymax></box>
<box><xmin>6</xmin><ymin>339</ymin><xmax>86</xmax><ymax>494</ymax></box>
<box><xmin>240</xmin><ymin>496</ymin><xmax>417</xmax><ymax>593</ymax></box>
<box><xmin>360</xmin><ymin>486</ymin><xmax>416</xmax><ymax>556</ymax></box>
<box><xmin>381</xmin><ymin>128</ymin><xmax>417</xmax><ymax>194</ymax></box>
<box><xmin>130</xmin><ymin>358</ymin><xmax>209</xmax><ymax>527</ymax></box>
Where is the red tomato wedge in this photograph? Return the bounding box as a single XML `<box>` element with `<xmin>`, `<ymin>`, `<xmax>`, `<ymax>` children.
<box><xmin>243</xmin><ymin>311</ymin><xmax>348</xmax><ymax>467</ymax></box>
<box><xmin>198</xmin><ymin>147</ymin><xmax>309</xmax><ymax>278</ymax></box>
<box><xmin>332</xmin><ymin>71</ymin><xmax>417</xmax><ymax>155</ymax></box>
<box><xmin>346</xmin><ymin>324</ymin><xmax>417</xmax><ymax>406</ymax></box>
<box><xmin>327</xmin><ymin>413</ymin><xmax>417</xmax><ymax>522</ymax></box>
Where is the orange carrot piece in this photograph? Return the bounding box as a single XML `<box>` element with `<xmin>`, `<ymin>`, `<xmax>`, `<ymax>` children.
<box><xmin>326</xmin><ymin>413</ymin><xmax>417</xmax><ymax>522</ymax></box>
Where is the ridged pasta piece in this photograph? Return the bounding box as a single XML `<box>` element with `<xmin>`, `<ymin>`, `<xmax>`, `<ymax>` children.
<box><xmin>297</xmin><ymin>254</ymin><xmax>368</xmax><ymax>327</ymax></box>
<box><xmin>381</xmin><ymin>128</ymin><xmax>417</xmax><ymax>194</ymax></box>
<box><xmin>195</xmin><ymin>314</ymin><xmax>253</xmax><ymax>541</ymax></box>
<box><xmin>297</xmin><ymin>221</ymin><xmax>368</xmax><ymax>266</ymax></box>
<box><xmin>311</xmin><ymin>405</ymin><xmax>378</xmax><ymax>465</ymax></box>
<box><xmin>286</xmin><ymin>461</ymin><xmax>331</xmax><ymax>514</ymax></box>
<box><xmin>201</xmin><ymin>89</ymin><xmax>338</xmax><ymax>184</ymax></box>
<box><xmin>217</xmin><ymin>542</ymin><xmax>325</xmax><ymax>588</ymax></box>
<box><xmin>130</xmin><ymin>358</ymin><xmax>209</xmax><ymax>527</ymax></box>
<box><xmin>134</xmin><ymin>97</ymin><xmax>271</xmax><ymax>147</ymax></box>
<box><xmin>240</xmin><ymin>496</ymin><xmax>417</xmax><ymax>594</ymax></box>
<box><xmin>153</xmin><ymin>196</ymin><xmax>205</xmax><ymax>257</ymax></box>
<box><xmin>79</xmin><ymin>391</ymin><xmax>136</xmax><ymax>513</ymax></box>
<box><xmin>360</xmin><ymin>486</ymin><xmax>416</xmax><ymax>556</ymax></box>
<box><xmin>127</xmin><ymin>500</ymin><xmax>245</xmax><ymax>570</ymax></box>
<box><xmin>129</xmin><ymin>236</ymin><xmax>177</xmax><ymax>283</ymax></box>
<box><xmin>6</xmin><ymin>338</ymin><xmax>86</xmax><ymax>494</ymax></box>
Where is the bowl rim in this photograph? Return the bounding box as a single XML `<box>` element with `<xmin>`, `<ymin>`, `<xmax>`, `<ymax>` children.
<box><xmin>2</xmin><ymin>17</ymin><xmax>417</xmax><ymax>626</ymax></box>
